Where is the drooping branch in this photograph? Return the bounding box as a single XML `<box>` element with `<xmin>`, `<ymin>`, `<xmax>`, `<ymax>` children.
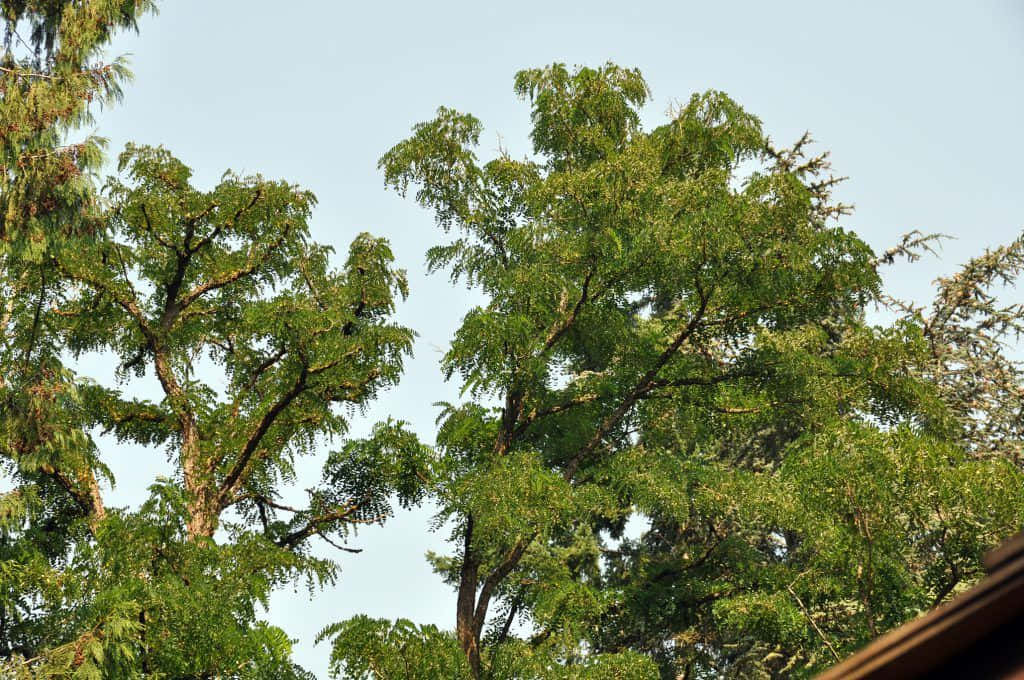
<box><xmin>275</xmin><ymin>502</ymin><xmax>375</xmax><ymax>550</ymax></box>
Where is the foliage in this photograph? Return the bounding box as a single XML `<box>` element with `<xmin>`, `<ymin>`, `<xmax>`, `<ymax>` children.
<box><xmin>0</xmin><ymin>140</ymin><xmax>423</xmax><ymax>675</ymax></box>
<box><xmin>1</xmin><ymin>0</ymin><xmax>153</xmax><ymax>254</ymax></box>
<box><xmin>326</xmin><ymin>62</ymin><xmax>1024</xmax><ymax>679</ymax></box>
<box><xmin>1</xmin><ymin>4</ymin><xmax>426</xmax><ymax>675</ymax></box>
<box><xmin>592</xmin><ymin>233</ymin><xmax>1024</xmax><ymax>678</ymax></box>
<box><xmin>2</xmin><ymin>3</ymin><xmax>152</xmax><ymax>675</ymax></box>
<box><xmin>320</xmin><ymin>616</ymin><xmax>471</xmax><ymax>680</ymax></box>
<box><xmin>886</xmin><ymin>233</ymin><xmax>1024</xmax><ymax>460</ymax></box>
<box><xmin>3</xmin><ymin>6</ymin><xmax>1021</xmax><ymax>676</ymax></box>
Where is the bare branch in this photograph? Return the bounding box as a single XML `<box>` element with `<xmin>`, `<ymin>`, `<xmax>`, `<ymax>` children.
<box><xmin>872</xmin><ymin>230</ymin><xmax>949</xmax><ymax>268</ymax></box>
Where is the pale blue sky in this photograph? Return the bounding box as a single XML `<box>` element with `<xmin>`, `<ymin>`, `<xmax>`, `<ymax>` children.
<box><xmin>83</xmin><ymin>1</ymin><xmax>1024</xmax><ymax>676</ymax></box>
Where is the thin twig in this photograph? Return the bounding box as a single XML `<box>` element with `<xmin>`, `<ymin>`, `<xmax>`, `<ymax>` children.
<box><xmin>786</xmin><ymin>583</ymin><xmax>840</xmax><ymax>662</ymax></box>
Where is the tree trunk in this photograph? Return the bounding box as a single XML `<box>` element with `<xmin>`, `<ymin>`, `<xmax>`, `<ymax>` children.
<box><xmin>152</xmin><ymin>349</ymin><xmax>218</xmax><ymax>541</ymax></box>
<box><xmin>185</xmin><ymin>494</ymin><xmax>218</xmax><ymax>539</ymax></box>
<box><xmin>457</xmin><ymin>515</ymin><xmax>482</xmax><ymax>678</ymax></box>
<box><xmin>180</xmin><ymin>418</ymin><xmax>218</xmax><ymax>540</ymax></box>
<box><xmin>80</xmin><ymin>468</ymin><xmax>106</xmax><ymax>532</ymax></box>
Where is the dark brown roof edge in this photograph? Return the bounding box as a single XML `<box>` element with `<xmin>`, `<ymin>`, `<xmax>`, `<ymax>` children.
<box><xmin>983</xmin><ymin>531</ymin><xmax>1024</xmax><ymax>572</ymax></box>
<box><xmin>815</xmin><ymin>532</ymin><xmax>1024</xmax><ymax>680</ymax></box>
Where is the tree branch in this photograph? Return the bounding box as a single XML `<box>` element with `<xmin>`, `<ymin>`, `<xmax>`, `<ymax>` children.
<box><xmin>185</xmin><ymin>189</ymin><xmax>261</xmax><ymax>255</ymax></box>
<box><xmin>786</xmin><ymin>582</ymin><xmax>841</xmax><ymax>663</ymax></box>
<box><xmin>216</xmin><ymin>365</ymin><xmax>309</xmax><ymax>503</ymax></box>
<box><xmin>178</xmin><ymin>223</ymin><xmax>291</xmax><ymax>311</ymax></box>
<box><xmin>496</xmin><ymin>594</ymin><xmax>522</xmax><ymax>645</ymax></box>
<box><xmin>275</xmin><ymin>502</ymin><xmax>381</xmax><ymax>550</ymax></box>
<box><xmin>543</xmin><ymin>266</ymin><xmax>596</xmax><ymax>351</ymax></box>
<box><xmin>139</xmin><ymin>203</ymin><xmax>180</xmax><ymax>253</ymax></box>
<box><xmin>473</xmin><ymin>535</ymin><xmax>535</xmax><ymax>639</ymax></box>
<box><xmin>513</xmin><ymin>392</ymin><xmax>599</xmax><ymax>438</ymax></box>
<box><xmin>563</xmin><ymin>283</ymin><xmax>711</xmax><ymax>481</ymax></box>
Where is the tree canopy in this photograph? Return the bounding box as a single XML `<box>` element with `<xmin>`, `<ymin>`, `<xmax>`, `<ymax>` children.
<box><xmin>1</xmin><ymin>5</ymin><xmax>1021</xmax><ymax>679</ymax></box>
<box><xmin>1</xmin><ymin>4</ymin><xmax>428</xmax><ymax>676</ymax></box>
<box><xmin>323</xmin><ymin>63</ymin><xmax>1024</xmax><ymax>679</ymax></box>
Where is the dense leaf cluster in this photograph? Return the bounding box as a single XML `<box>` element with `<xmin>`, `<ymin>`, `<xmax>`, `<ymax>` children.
<box><xmin>1</xmin><ymin>4</ymin><xmax>1021</xmax><ymax>678</ymax></box>
<box><xmin>324</xmin><ymin>63</ymin><xmax>1024</xmax><ymax>679</ymax></box>
<box><xmin>1</xmin><ymin>3</ymin><xmax>427</xmax><ymax>677</ymax></box>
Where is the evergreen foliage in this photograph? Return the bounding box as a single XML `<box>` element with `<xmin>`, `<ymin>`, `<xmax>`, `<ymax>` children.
<box><xmin>2</xmin><ymin>0</ymin><xmax>150</xmax><ymax>253</ymax></box>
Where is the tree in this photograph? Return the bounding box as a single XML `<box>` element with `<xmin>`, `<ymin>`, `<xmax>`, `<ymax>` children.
<box><xmin>0</xmin><ymin>143</ymin><xmax>428</xmax><ymax>676</ymax></box>
<box><xmin>1</xmin><ymin>0</ymin><xmax>155</xmax><ymax>581</ymax></box>
<box><xmin>885</xmin><ymin>232</ymin><xmax>1024</xmax><ymax>461</ymax></box>
<box><xmin>0</xmin><ymin>4</ymin><xmax>430</xmax><ymax>675</ymax></box>
<box><xmin>1</xmin><ymin>0</ymin><xmax>151</xmax><ymax>252</ymax></box>
<box><xmin>2</xmin><ymin>0</ymin><xmax>155</xmax><ymax>510</ymax></box>
<box><xmin>4</xmin><ymin>10</ymin><xmax>1020</xmax><ymax>675</ymax></box>
<box><xmin>591</xmin><ymin>235</ymin><xmax>1024</xmax><ymax>679</ymax></box>
<box><xmin>63</xmin><ymin>143</ymin><xmax>417</xmax><ymax>542</ymax></box>
<box><xmin>320</xmin><ymin>62</ymin><xmax>988</xmax><ymax>679</ymax></box>
<box><xmin>1</xmin><ymin>3</ymin><xmax>153</xmax><ymax>674</ymax></box>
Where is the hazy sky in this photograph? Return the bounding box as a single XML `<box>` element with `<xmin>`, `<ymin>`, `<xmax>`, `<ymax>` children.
<box><xmin>84</xmin><ymin>1</ymin><xmax>1024</xmax><ymax>676</ymax></box>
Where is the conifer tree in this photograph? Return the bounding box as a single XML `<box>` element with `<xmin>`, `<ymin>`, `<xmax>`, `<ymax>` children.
<box><xmin>2</xmin><ymin>0</ymin><xmax>150</xmax><ymax>251</ymax></box>
<box><xmin>1</xmin><ymin>0</ymin><xmax>153</xmax><ymax>533</ymax></box>
<box><xmin>1</xmin><ymin>3</ymin><xmax>153</xmax><ymax>674</ymax></box>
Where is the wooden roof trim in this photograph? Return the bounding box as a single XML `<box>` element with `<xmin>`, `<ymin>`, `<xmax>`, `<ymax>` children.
<box><xmin>983</xmin><ymin>531</ymin><xmax>1024</xmax><ymax>572</ymax></box>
